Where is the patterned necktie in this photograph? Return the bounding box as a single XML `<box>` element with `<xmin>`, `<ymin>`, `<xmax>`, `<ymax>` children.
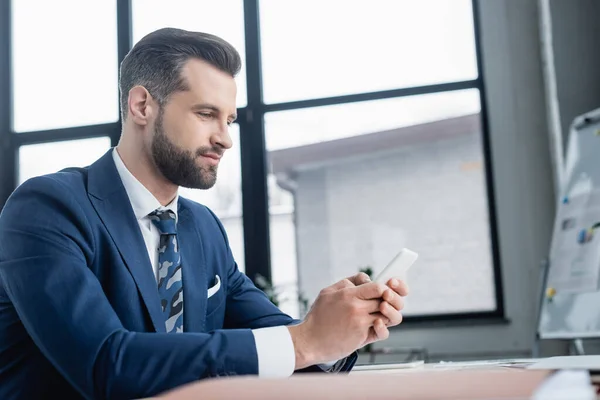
<box><xmin>148</xmin><ymin>209</ymin><xmax>184</xmax><ymax>333</ymax></box>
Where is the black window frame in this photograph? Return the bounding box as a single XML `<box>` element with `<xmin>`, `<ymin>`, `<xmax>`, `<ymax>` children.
<box><xmin>0</xmin><ymin>0</ymin><xmax>505</xmax><ymax>324</ymax></box>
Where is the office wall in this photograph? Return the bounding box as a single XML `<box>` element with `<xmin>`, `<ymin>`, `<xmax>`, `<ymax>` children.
<box><xmin>541</xmin><ymin>0</ymin><xmax>600</xmax><ymax>190</ymax></box>
<box><xmin>361</xmin><ymin>0</ymin><xmax>561</xmax><ymax>362</ymax></box>
<box><xmin>293</xmin><ymin>132</ymin><xmax>495</xmax><ymax>317</ymax></box>
<box><xmin>549</xmin><ymin>0</ymin><xmax>600</xmax><ymax>151</ymax></box>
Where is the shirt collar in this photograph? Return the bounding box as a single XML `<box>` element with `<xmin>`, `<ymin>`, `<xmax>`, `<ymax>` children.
<box><xmin>112</xmin><ymin>148</ymin><xmax>179</xmax><ymax>221</ymax></box>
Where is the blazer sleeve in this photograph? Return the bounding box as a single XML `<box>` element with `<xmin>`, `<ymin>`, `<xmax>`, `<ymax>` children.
<box><xmin>0</xmin><ymin>176</ymin><xmax>260</xmax><ymax>400</ymax></box>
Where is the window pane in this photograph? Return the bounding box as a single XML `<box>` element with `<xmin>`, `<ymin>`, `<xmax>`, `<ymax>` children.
<box><xmin>266</xmin><ymin>89</ymin><xmax>497</xmax><ymax>316</ymax></box>
<box><xmin>260</xmin><ymin>0</ymin><xmax>478</xmax><ymax>104</ymax></box>
<box><xmin>132</xmin><ymin>0</ymin><xmax>247</xmax><ymax>108</ymax></box>
<box><xmin>178</xmin><ymin>125</ymin><xmax>245</xmax><ymax>273</ymax></box>
<box><xmin>11</xmin><ymin>1</ymin><xmax>118</xmax><ymax>132</ymax></box>
<box><xmin>19</xmin><ymin>137</ymin><xmax>112</xmax><ymax>184</ymax></box>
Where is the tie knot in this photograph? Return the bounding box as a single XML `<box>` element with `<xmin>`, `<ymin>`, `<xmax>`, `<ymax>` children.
<box><xmin>148</xmin><ymin>209</ymin><xmax>177</xmax><ymax>235</ymax></box>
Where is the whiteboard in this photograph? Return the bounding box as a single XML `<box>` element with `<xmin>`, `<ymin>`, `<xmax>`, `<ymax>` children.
<box><xmin>538</xmin><ymin>107</ymin><xmax>600</xmax><ymax>339</ymax></box>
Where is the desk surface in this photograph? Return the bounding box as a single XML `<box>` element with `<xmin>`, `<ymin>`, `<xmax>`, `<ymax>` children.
<box><xmin>153</xmin><ymin>366</ymin><xmax>552</xmax><ymax>400</ymax></box>
<box><xmin>147</xmin><ymin>357</ymin><xmax>600</xmax><ymax>399</ymax></box>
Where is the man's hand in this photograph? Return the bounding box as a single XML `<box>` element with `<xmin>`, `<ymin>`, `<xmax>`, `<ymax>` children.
<box><xmin>287</xmin><ymin>274</ymin><xmax>409</xmax><ymax>370</ymax></box>
<box><xmin>381</xmin><ymin>277</ymin><xmax>409</xmax><ymax>321</ymax></box>
<box><xmin>360</xmin><ymin>278</ymin><xmax>409</xmax><ymax>347</ymax></box>
<box><xmin>347</xmin><ymin>274</ymin><xmax>409</xmax><ymax>346</ymax></box>
<box><xmin>347</xmin><ymin>272</ymin><xmax>372</xmax><ymax>286</ymax></box>
<box><xmin>348</xmin><ymin>273</ymin><xmax>410</xmax><ymax>327</ymax></box>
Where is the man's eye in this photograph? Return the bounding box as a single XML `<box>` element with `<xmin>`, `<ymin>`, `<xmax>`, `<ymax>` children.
<box><xmin>198</xmin><ymin>112</ymin><xmax>212</xmax><ymax>118</ymax></box>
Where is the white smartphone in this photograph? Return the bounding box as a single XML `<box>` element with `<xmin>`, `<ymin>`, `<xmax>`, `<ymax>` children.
<box><xmin>374</xmin><ymin>248</ymin><xmax>419</xmax><ymax>284</ymax></box>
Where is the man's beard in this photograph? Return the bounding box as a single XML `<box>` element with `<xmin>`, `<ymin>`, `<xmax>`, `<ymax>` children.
<box><xmin>151</xmin><ymin>110</ymin><xmax>220</xmax><ymax>190</ymax></box>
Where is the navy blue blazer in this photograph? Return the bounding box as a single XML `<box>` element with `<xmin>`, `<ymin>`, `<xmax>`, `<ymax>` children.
<box><xmin>0</xmin><ymin>150</ymin><xmax>356</xmax><ymax>399</ymax></box>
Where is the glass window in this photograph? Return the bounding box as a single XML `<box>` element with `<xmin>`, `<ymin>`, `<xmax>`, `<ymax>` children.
<box><xmin>267</xmin><ymin>89</ymin><xmax>481</xmax><ymax>150</ymax></box>
<box><xmin>260</xmin><ymin>0</ymin><xmax>478</xmax><ymax>104</ymax></box>
<box><xmin>18</xmin><ymin>137</ymin><xmax>112</xmax><ymax>184</ymax></box>
<box><xmin>132</xmin><ymin>0</ymin><xmax>247</xmax><ymax>108</ymax></box>
<box><xmin>178</xmin><ymin>125</ymin><xmax>245</xmax><ymax>273</ymax></box>
<box><xmin>11</xmin><ymin>0</ymin><xmax>119</xmax><ymax>132</ymax></box>
<box><xmin>265</xmin><ymin>89</ymin><xmax>496</xmax><ymax>316</ymax></box>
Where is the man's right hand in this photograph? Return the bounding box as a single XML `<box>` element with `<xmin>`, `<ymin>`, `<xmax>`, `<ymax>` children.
<box><xmin>287</xmin><ymin>274</ymin><xmax>406</xmax><ymax>370</ymax></box>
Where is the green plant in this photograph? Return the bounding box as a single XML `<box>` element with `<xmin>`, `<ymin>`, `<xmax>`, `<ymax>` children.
<box><xmin>255</xmin><ymin>274</ymin><xmax>310</xmax><ymax>317</ymax></box>
<box><xmin>254</xmin><ymin>274</ymin><xmax>280</xmax><ymax>306</ymax></box>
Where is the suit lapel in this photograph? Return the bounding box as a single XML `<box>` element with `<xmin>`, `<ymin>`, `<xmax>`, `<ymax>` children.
<box><xmin>87</xmin><ymin>150</ymin><xmax>165</xmax><ymax>333</ymax></box>
<box><xmin>177</xmin><ymin>203</ymin><xmax>207</xmax><ymax>332</ymax></box>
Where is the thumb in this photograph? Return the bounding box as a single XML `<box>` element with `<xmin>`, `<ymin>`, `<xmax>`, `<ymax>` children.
<box><xmin>347</xmin><ymin>272</ymin><xmax>372</xmax><ymax>286</ymax></box>
<box><xmin>355</xmin><ymin>282</ymin><xmax>388</xmax><ymax>300</ymax></box>
<box><xmin>322</xmin><ymin>278</ymin><xmax>355</xmax><ymax>293</ymax></box>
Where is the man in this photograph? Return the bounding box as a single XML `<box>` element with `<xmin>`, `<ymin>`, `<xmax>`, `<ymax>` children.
<box><xmin>0</xmin><ymin>28</ymin><xmax>409</xmax><ymax>399</ymax></box>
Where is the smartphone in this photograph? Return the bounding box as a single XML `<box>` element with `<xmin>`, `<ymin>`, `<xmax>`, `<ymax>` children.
<box><xmin>374</xmin><ymin>248</ymin><xmax>419</xmax><ymax>284</ymax></box>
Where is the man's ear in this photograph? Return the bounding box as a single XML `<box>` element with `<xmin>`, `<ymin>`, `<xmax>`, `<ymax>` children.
<box><xmin>128</xmin><ymin>86</ymin><xmax>157</xmax><ymax>126</ymax></box>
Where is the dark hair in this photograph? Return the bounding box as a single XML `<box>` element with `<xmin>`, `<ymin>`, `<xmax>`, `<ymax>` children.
<box><xmin>119</xmin><ymin>27</ymin><xmax>241</xmax><ymax>120</ymax></box>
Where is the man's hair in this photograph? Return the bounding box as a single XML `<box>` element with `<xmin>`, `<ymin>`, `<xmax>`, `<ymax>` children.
<box><xmin>119</xmin><ymin>27</ymin><xmax>241</xmax><ymax>120</ymax></box>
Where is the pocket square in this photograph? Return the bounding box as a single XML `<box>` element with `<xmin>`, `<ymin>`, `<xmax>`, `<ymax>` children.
<box><xmin>207</xmin><ymin>275</ymin><xmax>221</xmax><ymax>299</ymax></box>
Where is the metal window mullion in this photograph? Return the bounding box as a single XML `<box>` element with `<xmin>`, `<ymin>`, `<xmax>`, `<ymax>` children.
<box><xmin>241</xmin><ymin>0</ymin><xmax>272</xmax><ymax>284</ymax></box>
<box><xmin>0</xmin><ymin>0</ymin><xmax>15</xmax><ymax>210</ymax></box>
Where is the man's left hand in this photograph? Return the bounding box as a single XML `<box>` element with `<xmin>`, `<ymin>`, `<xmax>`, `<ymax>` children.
<box><xmin>348</xmin><ymin>273</ymin><xmax>409</xmax><ymax>326</ymax></box>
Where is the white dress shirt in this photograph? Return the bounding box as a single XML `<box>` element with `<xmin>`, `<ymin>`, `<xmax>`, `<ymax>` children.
<box><xmin>111</xmin><ymin>149</ymin><xmax>295</xmax><ymax>378</ymax></box>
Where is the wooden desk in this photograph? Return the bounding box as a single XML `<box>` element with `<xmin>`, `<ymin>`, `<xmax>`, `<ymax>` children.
<box><xmin>151</xmin><ymin>367</ymin><xmax>551</xmax><ymax>400</ymax></box>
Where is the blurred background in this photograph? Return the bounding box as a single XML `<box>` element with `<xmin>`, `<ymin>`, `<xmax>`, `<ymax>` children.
<box><xmin>1</xmin><ymin>0</ymin><xmax>600</xmax><ymax>365</ymax></box>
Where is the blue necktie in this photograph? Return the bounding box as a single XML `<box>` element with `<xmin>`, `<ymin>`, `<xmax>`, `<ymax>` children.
<box><xmin>148</xmin><ymin>209</ymin><xmax>184</xmax><ymax>333</ymax></box>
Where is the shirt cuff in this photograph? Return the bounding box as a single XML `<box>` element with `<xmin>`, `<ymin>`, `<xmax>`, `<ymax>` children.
<box><xmin>252</xmin><ymin>326</ymin><xmax>295</xmax><ymax>378</ymax></box>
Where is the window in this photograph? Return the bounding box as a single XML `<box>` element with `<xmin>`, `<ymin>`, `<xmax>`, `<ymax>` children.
<box><xmin>178</xmin><ymin>125</ymin><xmax>245</xmax><ymax>273</ymax></box>
<box><xmin>1</xmin><ymin>0</ymin><xmax>500</xmax><ymax>323</ymax></box>
<box><xmin>267</xmin><ymin>90</ymin><xmax>481</xmax><ymax>150</ymax></box>
<box><xmin>18</xmin><ymin>137</ymin><xmax>112</xmax><ymax>184</ymax></box>
<box><xmin>266</xmin><ymin>90</ymin><xmax>496</xmax><ymax>316</ymax></box>
<box><xmin>131</xmin><ymin>0</ymin><xmax>248</xmax><ymax>107</ymax></box>
<box><xmin>260</xmin><ymin>0</ymin><xmax>478</xmax><ymax>103</ymax></box>
<box><xmin>11</xmin><ymin>0</ymin><xmax>119</xmax><ymax>132</ymax></box>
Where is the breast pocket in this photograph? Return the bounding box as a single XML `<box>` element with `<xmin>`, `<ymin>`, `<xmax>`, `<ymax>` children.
<box><xmin>206</xmin><ymin>274</ymin><xmax>226</xmax><ymax>318</ymax></box>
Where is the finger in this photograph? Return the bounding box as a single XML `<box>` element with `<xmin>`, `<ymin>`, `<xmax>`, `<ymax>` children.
<box><xmin>382</xmin><ymin>289</ymin><xmax>404</xmax><ymax>311</ymax></box>
<box><xmin>322</xmin><ymin>278</ymin><xmax>354</xmax><ymax>293</ymax></box>
<box><xmin>360</xmin><ymin>299</ymin><xmax>382</xmax><ymax>314</ymax></box>
<box><xmin>369</xmin><ymin>312</ymin><xmax>389</xmax><ymax>325</ymax></box>
<box><xmin>373</xmin><ymin>318</ymin><xmax>389</xmax><ymax>340</ymax></box>
<box><xmin>362</xmin><ymin>323</ymin><xmax>384</xmax><ymax>347</ymax></box>
<box><xmin>386</xmin><ymin>278</ymin><xmax>409</xmax><ymax>296</ymax></box>
<box><xmin>379</xmin><ymin>301</ymin><xmax>403</xmax><ymax>327</ymax></box>
<box><xmin>355</xmin><ymin>282</ymin><xmax>388</xmax><ymax>300</ymax></box>
<box><xmin>347</xmin><ymin>272</ymin><xmax>371</xmax><ymax>286</ymax></box>
<box><xmin>363</xmin><ymin>327</ymin><xmax>378</xmax><ymax>347</ymax></box>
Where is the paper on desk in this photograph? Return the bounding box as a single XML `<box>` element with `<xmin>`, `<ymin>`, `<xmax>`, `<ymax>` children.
<box><xmin>432</xmin><ymin>358</ymin><xmax>539</xmax><ymax>370</ymax></box>
<box><xmin>528</xmin><ymin>355</ymin><xmax>600</xmax><ymax>371</ymax></box>
<box><xmin>532</xmin><ymin>370</ymin><xmax>596</xmax><ymax>400</ymax></box>
<box><xmin>351</xmin><ymin>360</ymin><xmax>424</xmax><ymax>374</ymax></box>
